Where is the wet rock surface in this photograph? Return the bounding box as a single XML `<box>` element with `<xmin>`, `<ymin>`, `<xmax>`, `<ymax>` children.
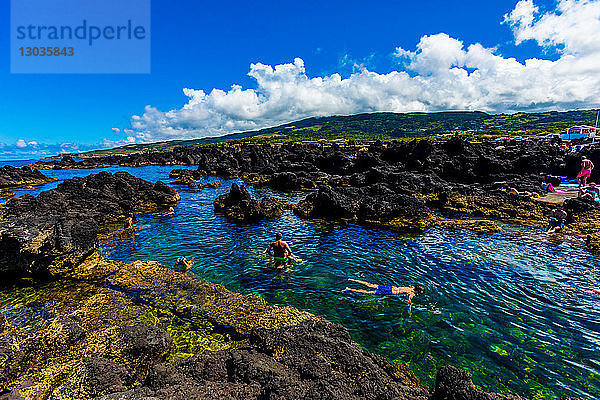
<box><xmin>214</xmin><ymin>183</ymin><xmax>291</xmax><ymax>223</ymax></box>
<box><xmin>0</xmin><ymin>165</ymin><xmax>57</xmax><ymax>189</ymax></box>
<box><xmin>0</xmin><ymin>171</ymin><xmax>180</xmax><ymax>279</ymax></box>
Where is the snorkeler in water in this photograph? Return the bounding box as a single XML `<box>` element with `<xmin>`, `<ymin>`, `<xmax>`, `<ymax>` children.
<box><xmin>342</xmin><ymin>278</ymin><xmax>425</xmax><ymax>312</ymax></box>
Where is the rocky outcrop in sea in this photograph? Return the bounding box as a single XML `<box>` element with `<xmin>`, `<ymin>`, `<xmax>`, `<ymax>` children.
<box><xmin>0</xmin><ymin>165</ymin><xmax>57</xmax><ymax>189</ymax></box>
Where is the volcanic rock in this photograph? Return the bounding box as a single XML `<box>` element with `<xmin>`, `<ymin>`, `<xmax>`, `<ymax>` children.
<box><xmin>0</xmin><ymin>171</ymin><xmax>180</xmax><ymax>279</ymax></box>
<box><xmin>214</xmin><ymin>183</ymin><xmax>289</xmax><ymax>223</ymax></box>
<box><xmin>0</xmin><ymin>165</ymin><xmax>57</xmax><ymax>189</ymax></box>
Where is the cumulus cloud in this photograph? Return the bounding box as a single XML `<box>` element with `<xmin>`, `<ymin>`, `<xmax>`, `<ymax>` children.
<box><xmin>110</xmin><ymin>0</ymin><xmax>600</xmax><ymax>145</ymax></box>
<box><xmin>15</xmin><ymin>139</ymin><xmax>27</xmax><ymax>148</ymax></box>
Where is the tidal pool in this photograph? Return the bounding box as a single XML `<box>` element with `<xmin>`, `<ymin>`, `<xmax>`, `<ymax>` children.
<box><xmin>2</xmin><ymin>162</ymin><xmax>600</xmax><ymax>399</ymax></box>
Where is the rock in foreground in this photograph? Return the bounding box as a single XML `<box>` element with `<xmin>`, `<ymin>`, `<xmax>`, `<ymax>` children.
<box><xmin>0</xmin><ymin>254</ymin><xmax>525</xmax><ymax>400</ymax></box>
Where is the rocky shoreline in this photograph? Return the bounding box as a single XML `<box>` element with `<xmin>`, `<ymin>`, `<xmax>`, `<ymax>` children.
<box><xmin>0</xmin><ymin>170</ymin><xmax>574</xmax><ymax>399</ymax></box>
<box><xmin>34</xmin><ymin>139</ymin><xmax>600</xmax><ymax>239</ymax></box>
<box><xmin>0</xmin><ymin>166</ymin><xmax>58</xmax><ymax>199</ymax></box>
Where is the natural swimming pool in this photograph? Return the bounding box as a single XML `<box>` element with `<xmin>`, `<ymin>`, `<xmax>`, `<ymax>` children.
<box><xmin>2</xmin><ymin>163</ymin><xmax>600</xmax><ymax>399</ymax></box>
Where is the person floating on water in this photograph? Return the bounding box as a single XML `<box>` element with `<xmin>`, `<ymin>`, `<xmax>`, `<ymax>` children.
<box><xmin>547</xmin><ymin>206</ymin><xmax>567</xmax><ymax>234</ymax></box>
<box><xmin>577</xmin><ymin>157</ymin><xmax>594</xmax><ymax>187</ymax></box>
<box><xmin>264</xmin><ymin>232</ymin><xmax>293</xmax><ymax>268</ymax></box>
<box><xmin>342</xmin><ymin>278</ymin><xmax>425</xmax><ymax>313</ymax></box>
<box><xmin>174</xmin><ymin>256</ymin><xmax>194</xmax><ymax>272</ymax></box>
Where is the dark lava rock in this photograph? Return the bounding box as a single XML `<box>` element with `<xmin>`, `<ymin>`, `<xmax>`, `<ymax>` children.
<box><xmin>172</xmin><ymin>175</ymin><xmax>197</xmax><ymax>188</ymax></box>
<box><xmin>29</xmin><ymin>155</ymin><xmax>106</xmax><ymax>170</ymax></box>
<box><xmin>295</xmin><ymin>184</ymin><xmax>432</xmax><ymax>228</ymax></box>
<box><xmin>214</xmin><ymin>183</ymin><xmax>289</xmax><ymax>223</ymax></box>
<box><xmin>0</xmin><ymin>189</ymin><xmax>15</xmax><ymax>199</ymax></box>
<box><xmin>139</xmin><ymin>320</ymin><xmax>428</xmax><ymax>400</ymax></box>
<box><xmin>564</xmin><ymin>197</ymin><xmax>598</xmax><ymax>214</ymax></box>
<box><xmin>0</xmin><ymin>165</ymin><xmax>57</xmax><ymax>189</ymax></box>
<box><xmin>0</xmin><ymin>171</ymin><xmax>180</xmax><ymax>279</ymax></box>
<box><xmin>52</xmin><ymin>356</ymin><xmax>129</xmax><ymax>398</ymax></box>
<box><xmin>169</xmin><ymin>168</ymin><xmax>205</xmax><ymax>180</ymax></box>
<box><xmin>120</xmin><ymin>324</ymin><xmax>173</xmax><ymax>364</ymax></box>
<box><xmin>431</xmin><ymin>366</ymin><xmax>524</xmax><ymax>400</ymax></box>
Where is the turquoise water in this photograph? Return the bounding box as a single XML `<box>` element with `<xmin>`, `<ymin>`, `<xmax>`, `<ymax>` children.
<box><xmin>2</xmin><ymin>162</ymin><xmax>600</xmax><ymax>399</ymax></box>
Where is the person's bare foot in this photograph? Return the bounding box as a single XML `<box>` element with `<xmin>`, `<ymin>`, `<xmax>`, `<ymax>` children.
<box><xmin>342</xmin><ymin>287</ymin><xmax>350</xmax><ymax>292</ymax></box>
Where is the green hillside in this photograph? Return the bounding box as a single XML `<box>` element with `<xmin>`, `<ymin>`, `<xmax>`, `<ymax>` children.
<box><xmin>82</xmin><ymin>109</ymin><xmax>599</xmax><ymax>156</ymax></box>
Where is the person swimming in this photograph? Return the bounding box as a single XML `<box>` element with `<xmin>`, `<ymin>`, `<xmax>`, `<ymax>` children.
<box><xmin>124</xmin><ymin>214</ymin><xmax>135</xmax><ymax>230</ymax></box>
<box><xmin>174</xmin><ymin>256</ymin><xmax>194</xmax><ymax>272</ymax></box>
<box><xmin>547</xmin><ymin>206</ymin><xmax>567</xmax><ymax>234</ymax></box>
<box><xmin>264</xmin><ymin>232</ymin><xmax>293</xmax><ymax>267</ymax></box>
<box><xmin>342</xmin><ymin>278</ymin><xmax>425</xmax><ymax>312</ymax></box>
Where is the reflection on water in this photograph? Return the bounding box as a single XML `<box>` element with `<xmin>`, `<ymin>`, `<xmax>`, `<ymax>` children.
<box><xmin>2</xmin><ymin>162</ymin><xmax>600</xmax><ymax>399</ymax></box>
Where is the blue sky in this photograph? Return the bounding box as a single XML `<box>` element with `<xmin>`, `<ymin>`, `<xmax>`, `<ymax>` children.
<box><xmin>1</xmin><ymin>0</ymin><xmax>598</xmax><ymax>159</ymax></box>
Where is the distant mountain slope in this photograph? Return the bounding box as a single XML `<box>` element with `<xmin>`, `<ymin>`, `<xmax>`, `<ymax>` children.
<box><xmin>82</xmin><ymin>109</ymin><xmax>598</xmax><ymax>156</ymax></box>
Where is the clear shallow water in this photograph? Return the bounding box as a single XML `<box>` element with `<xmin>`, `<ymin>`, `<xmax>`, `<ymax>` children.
<box><xmin>2</xmin><ymin>162</ymin><xmax>600</xmax><ymax>399</ymax></box>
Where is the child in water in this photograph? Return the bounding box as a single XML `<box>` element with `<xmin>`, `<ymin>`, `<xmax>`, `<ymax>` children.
<box><xmin>342</xmin><ymin>278</ymin><xmax>425</xmax><ymax>312</ymax></box>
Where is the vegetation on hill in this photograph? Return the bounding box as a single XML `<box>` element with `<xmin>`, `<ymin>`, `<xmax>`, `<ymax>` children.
<box><xmin>81</xmin><ymin>109</ymin><xmax>599</xmax><ymax>156</ymax></box>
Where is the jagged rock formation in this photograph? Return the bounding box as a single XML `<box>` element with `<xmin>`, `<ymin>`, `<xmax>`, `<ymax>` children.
<box><xmin>214</xmin><ymin>183</ymin><xmax>290</xmax><ymax>223</ymax></box>
<box><xmin>0</xmin><ymin>171</ymin><xmax>180</xmax><ymax>279</ymax></box>
<box><xmin>28</xmin><ymin>155</ymin><xmax>106</xmax><ymax>170</ymax></box>
<box><xmin>0</xmin><ymin>165</ymin><xmax>57</xmax><ymax>189</ymax></box>
<box><xmin>33</xmin><ymin>138</ymin><xmax>600</xmax><ymax>237</ymax></box>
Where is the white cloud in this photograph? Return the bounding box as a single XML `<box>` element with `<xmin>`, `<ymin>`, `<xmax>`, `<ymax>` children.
<box><xmin>15</xmin><ymin>139</ymin><xmax>27</xmax><ymax>148</ymax></box>
<box><xmin>504</xmin><ymin>0</ymin><xmax>600</xmax><ymax>54</ymax></box>
<box><xmin>112</xmin><ymin>0</ymin><xmax>600</xmax><ymax>145</ymax></box>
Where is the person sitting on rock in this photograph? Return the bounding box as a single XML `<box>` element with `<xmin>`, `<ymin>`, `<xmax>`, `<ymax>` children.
<box><xmin>124</xmin><ymin>214</ymin><xmax>135</xmax><ymax>230</ymax></box>
<box><xmin>578</xmin><ymin>182</ymin><xmax>600</xmax><ymax>201</ymax></box>
<box><xmin>577</xmin><ymin>157</ymin><xmax>594</xmax><ymax>187</ymax></box>
<box><xmin>547</xmin><ymin>206</ymin><xmax>567</xmax><ymax>233</ymax></box>
<box><xmin>174</xmin><ymin>256</ymin><xmax>194</xmax><ymax>272</ymax></box>
<box><xmin>342</xmin><ymin>278</ymin><xmax>425</xmax><ymax>312</ymax></box>
<box><xmin>264</xmin><ymin>232</ymin><xmax>293</xmax><ymax>267</ymax></box>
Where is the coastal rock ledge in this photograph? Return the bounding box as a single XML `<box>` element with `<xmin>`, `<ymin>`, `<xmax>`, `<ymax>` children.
<box><xmin>0</xmin><ymin>171</ymin><xmax>179</xmax><ymax>279</ymax></box>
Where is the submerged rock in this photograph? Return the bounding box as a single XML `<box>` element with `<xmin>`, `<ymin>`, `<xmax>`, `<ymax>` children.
<box><xmin>0</xmin><ymin>171</ymin><xmax>180</xmax><ymax>279</ymax></box>
<box><xmin>172</xmin><ymin>175</ymin><xmax>197</xmax><ymax>187</ymax></box>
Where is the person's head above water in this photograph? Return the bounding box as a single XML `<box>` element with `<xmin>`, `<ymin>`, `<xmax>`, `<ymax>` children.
<box><xmin>275</xmin><ymin>232</ymin><xmax>283</xmax><ymax>240</ymax></box>
<box><xmin>413</xmin><ymin>284</ymin><xmax>425</xmax><ymax>296</ymax></box>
